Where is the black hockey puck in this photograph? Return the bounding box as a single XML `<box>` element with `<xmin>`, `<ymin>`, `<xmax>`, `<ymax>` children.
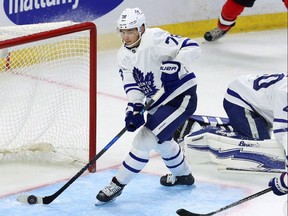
<box><xmin>27</xmin><ymin>195</ymin><xmax>37</xmax><ymax>205</ymax></box>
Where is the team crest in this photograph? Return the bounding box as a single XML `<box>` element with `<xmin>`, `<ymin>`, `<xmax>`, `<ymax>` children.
<box><xmin>133</xmin><ymin>68</ymin><xmax>157</xmax><ymax>97</ymax></box>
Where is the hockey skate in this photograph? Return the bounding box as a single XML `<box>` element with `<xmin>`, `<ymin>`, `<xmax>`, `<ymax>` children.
<box><xmin>160</xmin><ymin>173</ymin><xmax>194</xmax><ymax>186</ymax></box>
<box><xmin>96</xmin><ymin>177</ymin><xmax>125</xmax><ymax>205</ymax></box>
<box><xmin>204</xmin><ymin>27</ymin><xmax>229</xmax><ymax>42</ymax></box>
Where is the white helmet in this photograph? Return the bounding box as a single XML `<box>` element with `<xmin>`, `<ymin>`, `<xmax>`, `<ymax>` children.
<box><xmin>117</xmin><ymin>8</ymin><xmax>146</xmax><ymax>32</ymax></box>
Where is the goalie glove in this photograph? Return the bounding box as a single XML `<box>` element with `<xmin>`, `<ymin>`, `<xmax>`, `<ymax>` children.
<box><xmin>160</xmin><ymin>61</ymin><xmax>182</xmax><ymax>93</ymax></box>
<box><xmin>125</xmin><ymin>103</ymin><xmax>145</xmax><ymax>132</ymax></box>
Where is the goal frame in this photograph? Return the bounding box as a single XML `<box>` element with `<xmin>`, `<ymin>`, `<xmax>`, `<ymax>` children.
<box><xmin>0</xmin><ymin>22</ymin><xmax>97</xmax><ymax>172</ymax></box>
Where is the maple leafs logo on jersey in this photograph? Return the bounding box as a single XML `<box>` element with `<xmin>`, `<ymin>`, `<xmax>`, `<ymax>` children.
<box><xmin>133</xmin><ymin>67</ymin><xmax>157</xmax><ymax>97</ymax></box>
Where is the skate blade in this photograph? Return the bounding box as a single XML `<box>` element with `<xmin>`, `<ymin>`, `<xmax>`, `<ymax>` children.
<box><xmin>95</xmin><ymin>198</ymin><xmax>116</xmax><ymax>206</ymax></box>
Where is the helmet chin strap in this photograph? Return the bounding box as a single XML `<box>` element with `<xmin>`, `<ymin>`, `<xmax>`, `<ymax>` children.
<box><xmin>124</xmin><ymin>31</ymin><xmax>142</xmax><ymax>49</ymax></box>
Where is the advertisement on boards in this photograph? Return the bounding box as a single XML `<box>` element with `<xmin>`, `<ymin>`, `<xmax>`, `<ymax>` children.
<box><xmin>1</xmin><ymin>0</ymin><xmax>124</xmax><ymax>25</ymax></box>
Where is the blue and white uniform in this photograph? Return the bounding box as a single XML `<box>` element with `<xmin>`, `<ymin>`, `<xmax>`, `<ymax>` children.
<box><xmin>223</xmin><ymin>73</ymin><xmax>288</xmax><ymax>153</ymax></box>
<box><xmin>116</xmin><ymin>27</ymin><xmax>201</xmax><ymax>184</ymax></box>
<box><xmin>118</xmin><ymin>27</ymin><xmax>200</xmax><ymax>141</ymax></box>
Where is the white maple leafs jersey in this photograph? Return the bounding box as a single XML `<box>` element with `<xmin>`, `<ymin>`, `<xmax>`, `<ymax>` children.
<box><xmin>224</xmin><ymin>73</ymin><xmax>288</xmax><ymax>152</ymax></box>
<box><xmin>117</xmin><ymin>27</ymin><xmax>201</xmax><ymax>107</ymax></box>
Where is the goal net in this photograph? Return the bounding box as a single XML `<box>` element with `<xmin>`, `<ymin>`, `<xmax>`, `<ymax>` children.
<box><xmin>0</xmin><ymin>21</ymin><xmax>97</xmax><ymax>172</ymax></box>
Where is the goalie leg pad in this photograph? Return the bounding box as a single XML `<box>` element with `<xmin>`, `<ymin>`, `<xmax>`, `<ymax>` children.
<box><xmin>174</xmin><ymin>114</ymin><xmax>232</xmax><ymax>143</ymax></box>
<box><xmin>185</xmin><ymin>126</ymin><xmax>286</xmax><ymax>169</ymax></box>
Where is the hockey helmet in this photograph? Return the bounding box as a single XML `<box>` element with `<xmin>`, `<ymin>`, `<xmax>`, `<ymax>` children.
<box><xmin>117</xmin><ymin>8</ymin><xmax>146</xmax><ymax>32</ymax></box>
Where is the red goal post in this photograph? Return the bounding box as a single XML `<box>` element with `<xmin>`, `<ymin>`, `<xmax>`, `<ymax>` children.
<box><xmin>0</xmin><ymin>22</ymin><xmax>97</xmax><ymax>172</ymax></box>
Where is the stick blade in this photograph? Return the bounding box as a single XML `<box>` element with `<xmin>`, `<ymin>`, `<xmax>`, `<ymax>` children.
<box><xmin>176</xmin><ymin>208</ymin><xmax>205</xmax><ymax>216</ymax></box>
<box><xmin>17</xmin><ymin>194</ymin><xmax>43</xmax><ymax>205</ymax></box>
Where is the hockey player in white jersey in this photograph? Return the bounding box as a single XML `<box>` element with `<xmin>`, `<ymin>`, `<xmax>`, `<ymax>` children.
<box><xmin>96</xmin><ymin>8</ymin><xmax>201</xmax><ymax>203</ymax></box>
<box><xmin>223</xmin><ymin>73</ymin><xmax>287</xmax><ymax>145</ymax></box>
<box><xmin>223</xmin><ymin>73</ymin><xmax>288</xmax><ymax>196</ymax></box>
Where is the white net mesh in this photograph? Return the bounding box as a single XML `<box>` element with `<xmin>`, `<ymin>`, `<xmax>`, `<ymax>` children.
<box><xmin>0</xmin><ymin>21</ymin><xmax>95</xmax><ymax>165</ymax></box>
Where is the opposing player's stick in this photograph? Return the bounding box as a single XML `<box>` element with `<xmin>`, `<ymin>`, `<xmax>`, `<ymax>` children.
<box><xmin>17</xmin><ymin>88</ymin><xmax>165</xmax><ymax>205</ymax></box>
<box><xmin>176</xmin><ymin>187</ymin><xmax>272</xmax><ymax>216</ymax></box>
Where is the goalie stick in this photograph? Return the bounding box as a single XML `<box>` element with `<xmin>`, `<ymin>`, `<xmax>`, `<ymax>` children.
<box><xmin>220</xmin><ymin>166</ymin><xmax>284</xmax><ymax>174</ymax></box>
<box><xmin>17</xmin><ymin>88</ymin><xmax>165</xmax><ymax>205</ymax></box>
<box><xmin>176</xmin><ymin>187</ymin><xmax>272</xmax><ymax>216</ymax></box>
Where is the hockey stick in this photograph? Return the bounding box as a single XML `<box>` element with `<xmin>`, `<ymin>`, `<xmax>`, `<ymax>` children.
<box><xmin>221</xmin><ymin>166</ymin><xmax>284</xmax><ymax>174</ymax></box>
<box><xmin>17</xmin><ymin>87</ymin><xmax>165</xmax><ymax>205</ymax></box>
<box><xmin>176</xmin><ymin>187</ymin><xmax>272</xmax><ymax>216</ymax></box>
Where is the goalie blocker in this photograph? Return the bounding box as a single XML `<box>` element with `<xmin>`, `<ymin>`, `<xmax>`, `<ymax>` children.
<box><xmin>174</xmin><ymin>115</ymin><xmax>286</xmax><ymax>170</ymax></box>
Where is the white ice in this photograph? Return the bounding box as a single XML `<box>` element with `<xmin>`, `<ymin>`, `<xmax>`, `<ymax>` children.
<box><xmin>0</xmin><ymin>29</ymin><xmax>287</xmax><ymax>216</ymax></box>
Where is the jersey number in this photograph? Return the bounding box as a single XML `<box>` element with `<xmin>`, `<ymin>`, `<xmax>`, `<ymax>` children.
<box><xmin>165</xmin><ymin>35</ymin><xmax>198</xmax><ymax>48</ymax></box>
<box><xmin>165</xmin><ymin>35</ymin><xmax>180</xmax><ymax>45</ymax></box>
<box><xmin>253</xmin><ymin>73</ymin><xmax>285</xmax><ymax>91</ymax></box>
